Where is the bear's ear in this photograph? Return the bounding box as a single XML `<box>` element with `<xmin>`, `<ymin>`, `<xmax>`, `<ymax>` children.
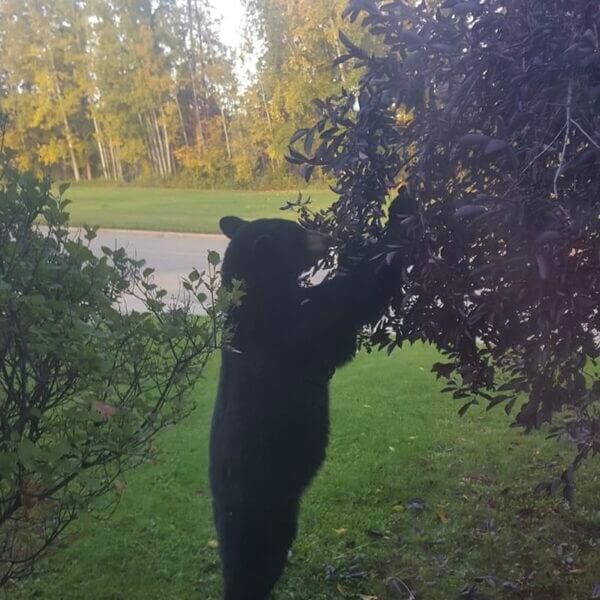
<box><xmin>220</xmin><ymin>216</ymin><xmax>247</xmax><ymax>239</ymax></box>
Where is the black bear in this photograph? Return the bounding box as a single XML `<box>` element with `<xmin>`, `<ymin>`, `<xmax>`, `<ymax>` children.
<box><xmin>209</xmin><ymin>216</ymin><xmax>391</xmax><ymax>600</ymax></box>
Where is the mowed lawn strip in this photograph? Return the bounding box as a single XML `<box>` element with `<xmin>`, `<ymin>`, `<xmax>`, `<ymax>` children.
<box><xmin>13</xmin><ymin>345</ymin><xmax>600</xmax><ymax>599</ymax></box>
<box><xmin>61</xmin><ymin>186</ymin><xmax>335</xmax><ymax>234</ymax></box>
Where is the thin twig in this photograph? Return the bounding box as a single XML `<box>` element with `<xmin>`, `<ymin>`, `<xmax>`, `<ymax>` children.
<box><xmin>0</xmin><ymin>115</ymin><xmax>7</xmax><ymax>154</ymax></box>
<box><xmin>519</xmin><ymin>124</ymin><xmax>566</xmax><ymax>177</ymax></box>
<box><xmin>0</xmin><ymin>113</ymin><xmax>9</xmax><ymax>181</ymax></box>
<box><xmin>553</xmin><ymin>78</ymin><xmax>573</xmax><ymax>198</ymax></box>
<box><xmin>570</xmin><ymin>117</ymin><xmax>600</xmax><ymax>150</ymax></box>
<box><xmin>388</xmin><ymin>576</ymin><xmax>417</xmax><ymax>599</ymax></box>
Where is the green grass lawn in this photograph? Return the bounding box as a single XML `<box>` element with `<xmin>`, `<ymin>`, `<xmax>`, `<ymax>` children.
<box><xmin>13</xmin><ymin>345</ymin><xmax>600</xmax><ymax>599</ymax></box>
<box><xmin>61</xmin><ymin>185</ymin><xmax>335</xmax><ymax>234</ymax></box>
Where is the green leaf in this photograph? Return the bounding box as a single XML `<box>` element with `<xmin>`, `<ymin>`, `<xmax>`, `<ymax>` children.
<box><xmin>207</xmin><ymin>250</ymin><xmax>220</xmax><ymax>266</ymax></box>
<box><xmin>83</xmin><ymin>225</ymin><xmax>98</xmax><ymax>242</ymax></box>
<box><xmin>58</xmin><ymin>182</ymin><xmax>71</xmax><ymax>196</ymax></box>
<box><xmin>0</xmin><ymin>452</ymin><xmax>18</xmax><ymax>478</ymax></box>
<box><xmin>18</xmin><ymin>438</ymin><xmax>42</xmax><ymax>470</ymax></box>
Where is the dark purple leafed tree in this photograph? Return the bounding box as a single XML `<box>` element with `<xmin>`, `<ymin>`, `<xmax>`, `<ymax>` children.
<box><xmin>288</xmin><ymin>0</ymin><xmax>600</xmax><ymax>500</ymax></box>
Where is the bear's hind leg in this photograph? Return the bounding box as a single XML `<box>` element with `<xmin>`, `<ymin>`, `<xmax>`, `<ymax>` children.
<box><xmin>221</xmin><ymin>498</ymin><xmax>299</xmax><ymax>600</ymax></box>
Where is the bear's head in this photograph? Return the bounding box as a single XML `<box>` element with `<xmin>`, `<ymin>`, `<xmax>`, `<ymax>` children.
<box><xmin>219</xmin><ymin>216</ymin><xmax>331</xmax><ymax>288</ymax></box>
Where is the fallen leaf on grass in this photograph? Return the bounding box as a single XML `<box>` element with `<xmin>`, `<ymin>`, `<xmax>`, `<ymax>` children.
<box><xmin>474</xmin><ymin>574</ymin><xmax>497</xmax><ymax>588</ymax></box>
<box><xmin>325</xmin><ymin>565</ymin><xmax>337</xmax><ymax>580</ymax></box>
<box><xmin>459</xmin><ymin>584</ymin><xmax>483</xmax><ymax>599</ymax></box>
<box><xmin>405</xmin><ymin>498</ymin><xmax>427</xmax><ymax>511</ymax></box>
<box><xmin>501</xmin><ymin>580</ymin><xmax>520</xmax><ymax>592</ymax></box>
<box><xmin>367</xmin><ymin>529</ymin><xmax>386</xmax><ymax>538</ymax></box>
<box><xmin>392</xmin><ymin>504</ymin><xmax>405</xmax><ymax>512</ymax></box>
<box><xmin>334</xmin><ymin>527</ymin><xmax>348</xmax><ymax>536</ymax></box>
<box><xmin>436</xmin><ymin>508</ymin><xmax>450</xmax><ymax>524</ymax></box>
<box><xmin>478</xmin><ymin>518</ymin><xmax>497</xmax><ymax>533</ymax></box>
<box><xmin>207</xmin><ymin>539</ymin><xmax>219</xmax><ymax>549</ymax></box>
<box><xmin>387</xmin><ymin>577</ymin><xmax>416</xmax><ymax>599</ymax></box>
<box><xmin>113</xmin><ymin>480</ymin><xmax>127</xmax><ymax>493</ymax></box>
<box><xmin>358</xmin><ymin>595</ymin><xmax>378</xmax><ymax>600</ymax></box>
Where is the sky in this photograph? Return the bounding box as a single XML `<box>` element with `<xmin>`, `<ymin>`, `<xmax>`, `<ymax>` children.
<box><xmin>211</xmin><ymin>0</ymin><xmax>260</xmax><ymax>85</ymax></box>
<box><xmin>212</xmin><ymin>0</ymin><xmax>246</xmax><ymax>51</ymax></box>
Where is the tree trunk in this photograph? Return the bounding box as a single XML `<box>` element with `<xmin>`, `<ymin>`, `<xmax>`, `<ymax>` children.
<box><xmin>115</xmin><ymin>146</ymin><xmax>124</xmax><ymax>180</ymax></box>
<box><xmin>160</xmin><ymin>106</ymin><xmax>174</xmax><ymax>176</ymax></box>
<box><xmin>219</xmin><ymin>102</ymin><xmax>232</xmax><ymax>161</ymax></box>
<box><xmin>330</xmin><ymin>16</ymin><xmax>347</xmax><ymax>86</ymax></box>
<box><xmin>143</xmin><ymin>114</ymin><xmax>159</xmax><ymax>176</ymax></box>
<box><xmin>175</xmin><ymin>92</ymin><xmax>189</xmax><ymax>147</ymax></box>
<box><xmin>151</xmin><ymin>117</ymin><xmax>164</xmax><ymax>177</ymax></box>
<box><xmin>151</xmin><ymin>109</ymin><xmax>167</xmax><ymax>178</ymax></box>
<box><xmin>149</xmin><ymin>112</ymin><xmax>165</xmax><ymax>178</ymax></box>
<box><xmin>138</xmin><ymin>113</ymin><xmax>157</xmax><ymax>174</ymax></box>
<box><xmin>50</xmin><ymin>54</ymin><xmax>81</xmax><ymax>181</ymax></box>
<box><xmin>105</xmin><ymin>143</ymin><xmax>114</xmax><ymax>180</ymax></box>
<box><xmin>187</xmin><ymin>0</ymin><xmax>205</xmax><ymax>154</ymax></box>
<box><xmin>108</xmin><ymin>140</ymin><xmax>121</xmax><ymax>181</ymax></box>
<box><xmin>258</xmin><ymin>75</ymin><xmax>279</xmax><ymax>164</ymax></box>
<box><xmin>92</xmin><ymin>115</ymin><xmax>109</xmax><ymax>180</ymax></box>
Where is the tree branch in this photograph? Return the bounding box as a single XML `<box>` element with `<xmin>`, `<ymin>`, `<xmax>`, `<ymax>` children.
<box><xmin>553</xmin><ymin>79</ymin><xmax>573</xmax><ymax>198</ymax></box>
<box><xmin>570</xmin><ymin>117</ymin><xmax>600</xmax><ymax>150</ymax></box>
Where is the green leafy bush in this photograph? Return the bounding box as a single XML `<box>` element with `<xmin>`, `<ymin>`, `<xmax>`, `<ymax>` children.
<box><xmin>0</xmin><ymin>159</ymin><xmax>226</xmax><ymax>585</ymax></box>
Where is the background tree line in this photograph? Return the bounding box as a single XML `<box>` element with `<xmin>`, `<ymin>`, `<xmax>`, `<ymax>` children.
<box><xmin>0</xmin><ymin>0</ymin><xmax>368</xmax><ymax>188</ymax></box>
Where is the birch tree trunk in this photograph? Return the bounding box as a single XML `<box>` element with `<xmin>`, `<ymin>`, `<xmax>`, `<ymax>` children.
<box><xmin>175</xmin><ymin>92</ymin><xmax>189</xmax><ymax>147</ymax></box>
<box><xmin>187</xmin><ymin>0</ymin><xmax>205</xmax><ymax>154</ymax></box>
<box><xmin>257</xmin><ymin>75</ymin><xmax>279</xmax><ymax>165</ymax></box>
<box><xmin>115</xmin><ymin>146</ymin><xmax>124</xmax><ymax>180</ymax></box>
<box><xmin>330</xmin><ymin>16</ymin><xmax>347</xmax><ymax>86</ymax></box>
<box><xmin>138</xmin><ymin>113</ymin><xmax>156</xmax><ymax>174</ymax></box>
<box><xmin>50</xmin><ymin>54</ymin><xmax>81</xmax><ymax>181</ymax></box>
<box><xmin>151</xmin><ymin>109</ymin><xmax>168</xmax><ymax>178</ymax></box>
<box><xmin>160</xmin><ymin>106</ymin><xmax>174</xmax><ymax>176</ymax></box>
<box><xmin>219</xmin><ymin>102</ymin><xmax>232</xmax><ymax>161</ymax></box>
<box><xmin>92</xmin><ymin>115</ymin><xmax>109</xmax><ymax>180</ymax></box>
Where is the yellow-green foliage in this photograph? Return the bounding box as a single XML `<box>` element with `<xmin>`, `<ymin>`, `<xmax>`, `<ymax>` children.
<box><xmin>0</xmin><ymin>0</ymin><xmax>366</xmax><ymax>188</ymax></box>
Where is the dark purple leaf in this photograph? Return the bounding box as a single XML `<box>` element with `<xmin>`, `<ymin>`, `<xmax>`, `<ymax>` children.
<box><xmin>455</xmin><ymin>205</ymin><xmax>487</xmax><ymax>218</ymax></box>
<box><xmin>484</xmin><ymin>139</ymin><xmax>509</xmax><ymax>155</ymax></box>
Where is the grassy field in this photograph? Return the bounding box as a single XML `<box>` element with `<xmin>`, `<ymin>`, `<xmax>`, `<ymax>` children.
<box><xmin>61</xmin><ymin>185</ymin><xmax>335</xmax><ymax>234</ymax></box>
<box><xmin>12</xmin><ymin>345</ymin><xmax>600</xmax><ymax>599</ymax></box>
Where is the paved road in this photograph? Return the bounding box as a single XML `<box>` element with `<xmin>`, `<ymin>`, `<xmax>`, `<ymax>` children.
<box><xmin>85</xmin><ymin>228</ymin><xmax>229</xmax><ymax>312</ymax></box>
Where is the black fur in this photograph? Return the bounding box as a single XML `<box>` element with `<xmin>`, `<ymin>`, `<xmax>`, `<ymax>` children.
<box><xmin>209</xmin><ymin>217</ymin><xmax>390</xmax><ymax>600</ymax></box>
